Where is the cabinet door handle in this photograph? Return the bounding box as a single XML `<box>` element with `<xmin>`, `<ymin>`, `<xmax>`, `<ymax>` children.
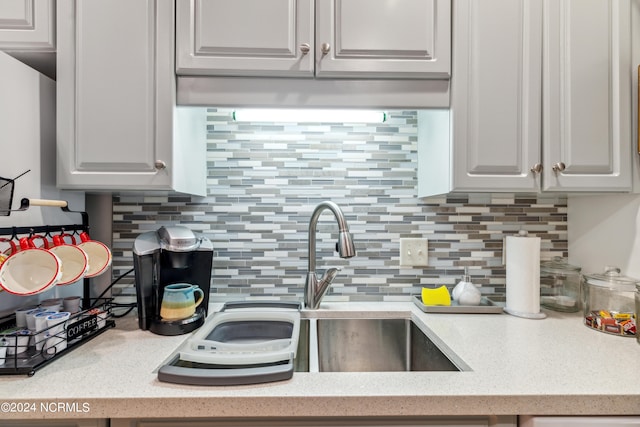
<box><xmin>637</xmin><ymin>65</ymin><xmax>639</xmax><ymax>154</ymax></box>
<box><xmin>154</xmin><ymin>160</ymin><xmax>167</xmax><ymax>170</ymax></box>
<box><xmin>530</xmin><ymin>163</ymin><xmax>543</xmax><ymax>174</ymax></box>
<box><xmin>320</xmin><ymin>43</ymin><xmax>331</xmax><ymax>55</ymax></box>
<box><xmin>299</xmin><ymin>43</ymin><xmax>310</xmax><ymax>55</ymax></box>
<box><xmin>552</xmin><ymin>162</ymin><xmax>566</xmax><ymax>172</ymax></box>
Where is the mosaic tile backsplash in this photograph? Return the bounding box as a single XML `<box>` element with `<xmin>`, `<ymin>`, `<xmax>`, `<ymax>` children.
<box><xmin>111</xmin><ymin>109</ymin><xmax>567</xmax><ymax>301</ymax></box>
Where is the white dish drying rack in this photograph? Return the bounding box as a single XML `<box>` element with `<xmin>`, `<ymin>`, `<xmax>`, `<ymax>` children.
<box><xmin>181</xmin><ymin>309</ymin><xmax>301</xmax><ymax>365</ymax></box>
<box><xmin>158</xmin><ymin>300</ymin><xmax>301</xmax><ymax>385</ymax></box>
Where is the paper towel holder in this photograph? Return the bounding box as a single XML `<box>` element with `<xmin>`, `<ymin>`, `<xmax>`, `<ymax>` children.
<box><xmin>504</xmin><ymin>307</ymin><xmax>547</xmax><ymax>319</ymax></box>
<box><xmin>502</xmin><ymin>230</ymin><xmax>530</xmax><ymax>266</ymax></box>
<box><xmin>503</xmin><ymin>231</ymin><xmax>547</xmax><ymax>320</ymax></box>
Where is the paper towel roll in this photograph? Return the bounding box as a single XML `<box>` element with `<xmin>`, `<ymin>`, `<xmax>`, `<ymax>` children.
<box><xmin>505</xmin><ymin>234</ymin><xmax>546</xmax><ymax>318</ymax></box>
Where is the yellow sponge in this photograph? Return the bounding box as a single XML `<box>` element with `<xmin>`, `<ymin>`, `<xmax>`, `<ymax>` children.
<box><xmin>421</xmin><ymin>286</ymin><xmax>452</xmax><ymax>306</ymax></box>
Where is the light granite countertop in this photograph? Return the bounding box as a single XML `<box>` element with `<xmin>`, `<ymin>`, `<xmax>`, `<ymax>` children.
<box><xmin>1</xmin><ymin>301</ymin><xmax>639</xmax><ymax>420</ymax></box>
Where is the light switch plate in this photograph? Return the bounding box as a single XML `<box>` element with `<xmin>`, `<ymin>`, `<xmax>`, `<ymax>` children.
<box><xmin>399</xmin><ymin>238</ymin><xmax>429</xmax><ymax>267</ymax></box>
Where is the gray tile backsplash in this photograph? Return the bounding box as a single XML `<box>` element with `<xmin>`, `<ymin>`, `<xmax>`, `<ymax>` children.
<box><xmin>112</xmin><ymin>109</ymin><xmax>567</xmax><ymax>301</ymax></box>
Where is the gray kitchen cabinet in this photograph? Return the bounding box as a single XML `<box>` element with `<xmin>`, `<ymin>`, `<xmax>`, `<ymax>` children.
<box><xmin>1</xmin><ymin>420</ymin><xmax>107</xmax><ymax>427</ymax></box>
<box><xmin>0</xmin><ymin>0</ymin><xmax>56</xmax><ymax>79</ymax></box>
<box><xmin>56</xmin><ymin>0</ymin><xmax>207</xmax><ymax>196</ymax></box>
<box><xmin>418</xmin><ymin>0</ymin><xmax>632</xmax><ymax>197</ymax></box>
<box><xmin>176</xmin><ymin>0</ymin><xmax>450</xmax><ymax>79</ymax></box>
<box><xmin>520</xmin><ymin>416</ymin><xmax>640</xmax><ymax>427</ymax></box>
<box><xmin>110</xmin><ymin>416</ymin><xmax>516</xmax><ymax>427</ymax></box>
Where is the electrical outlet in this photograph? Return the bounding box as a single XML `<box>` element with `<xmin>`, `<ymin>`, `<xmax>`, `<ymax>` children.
<box><xmin>399</xmin><ymin>238</ymin><xmax>429</xmax><ymax>267</ymax></box>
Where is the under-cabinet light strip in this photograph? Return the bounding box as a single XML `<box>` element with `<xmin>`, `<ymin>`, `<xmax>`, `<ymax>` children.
<box><xmin>232</xmin><ymin>109</ymin><xmax>387</xmax><ymax>124</ymax></box>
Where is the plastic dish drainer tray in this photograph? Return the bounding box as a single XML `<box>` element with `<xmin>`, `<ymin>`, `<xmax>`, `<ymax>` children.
<box><xmin>158</xmin><ymin>300</ymin><xmax>301</xmax><ymax>386</ymax></box>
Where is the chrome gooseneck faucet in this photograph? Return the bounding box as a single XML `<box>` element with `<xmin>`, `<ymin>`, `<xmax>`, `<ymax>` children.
<box><xmin>304</xmin><ymin>201</ymin><xmax>356</xmax><ymax>309</ymax></box>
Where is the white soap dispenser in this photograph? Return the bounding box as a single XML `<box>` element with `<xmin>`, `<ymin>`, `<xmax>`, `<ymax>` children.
<box><xmin>451</xmin><ymin>267</ymin><xmax>472</xmax><ymax>301</ymax></box>
<box><xmin>453</xmin><ymin>268</ymin><xmax>482</xmax><ymax>306</ymax></box>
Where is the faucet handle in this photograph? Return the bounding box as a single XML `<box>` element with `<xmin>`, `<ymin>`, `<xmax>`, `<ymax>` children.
<box><xmin>320</xmin><ymin>267</ymin><xmax>341</xmax><ymax>286</ymax></box>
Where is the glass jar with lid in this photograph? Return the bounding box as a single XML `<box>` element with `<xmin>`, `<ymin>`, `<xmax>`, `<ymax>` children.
<box><xmin>540</xmin><ymin>257</ymin><xmax>581</xmax><ymax>312</ymax></box>
<box><xmin>636</xmin><ymin>284</ymin><xmax>640</xmax><ymax>344</ymax></box>
<box><xmin>582</xmin><ymin>267</ymin><xmax>638</xmax><ymax>337</ymax></box>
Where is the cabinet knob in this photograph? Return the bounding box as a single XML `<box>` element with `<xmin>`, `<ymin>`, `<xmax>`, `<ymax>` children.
<box><xmin>552</xmin><ymin>162</ymin><xmax>566</xmax><ymax>172</ymax></box>
<box><xmin>299</xmin><ymin>43</ymin><xmax>310</xmax><ymax>55</ymax></box>
<box><xmin>320</xmin><ymin>43</ymin><xmax>331</xmax><ymax>55</ymax></box>
<box><xmin>154</xmin><ymin>160</ymin><xmax>167</xmax><ymax>170</ymax></box>
<box><xmin>530</xmin><ymin>163</ymin><xmax>543</xmax><ymax>174</ymax></box>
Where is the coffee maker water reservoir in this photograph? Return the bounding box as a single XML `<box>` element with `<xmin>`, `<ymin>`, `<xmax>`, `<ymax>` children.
<box><xmin>133</xmin><ymin>226</ymin><xmax>213</xmax><ymax>335</ymax></box>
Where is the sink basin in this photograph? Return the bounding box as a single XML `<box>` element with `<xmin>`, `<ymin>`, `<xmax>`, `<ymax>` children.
<box><xmin>295</xmin><ymin>316</ymin><xmax>467</xmax><ymax>373</ymax></box>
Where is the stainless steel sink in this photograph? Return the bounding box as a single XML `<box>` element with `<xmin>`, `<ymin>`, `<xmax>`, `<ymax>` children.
<box><xmin>295</xmin><ymin>317</ymin><xmax>467</xmax><ymax>373</ymax></box>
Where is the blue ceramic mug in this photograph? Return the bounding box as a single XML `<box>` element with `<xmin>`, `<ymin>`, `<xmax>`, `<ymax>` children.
<box><xmin>160</xmin><ymin>283</ymin><xmax>204</xmax><ymax>321</ymax></box>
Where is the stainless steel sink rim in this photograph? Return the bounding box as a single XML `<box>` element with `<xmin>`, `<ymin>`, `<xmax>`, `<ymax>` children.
<box><xmin>296</xmin><ymin>314</ymin><xmax>470</xmax><ymax>373</ymax></box>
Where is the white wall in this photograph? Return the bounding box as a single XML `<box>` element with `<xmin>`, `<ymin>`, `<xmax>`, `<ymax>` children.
<box><xmin>568</xmin><ymin>194</ymin><xmax>640</xmax><ymax>279</ymax></box>
<box><xmin>0</xmin><ymin>52</ymin><xmax>85</xmax><ymax>314</ymax></box>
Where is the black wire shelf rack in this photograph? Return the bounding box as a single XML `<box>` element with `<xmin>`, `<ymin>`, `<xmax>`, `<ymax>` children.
<box><xmin>0</xmin><ymin>198</ymin><xmax>115</xmax><ymax>376</ymax></box>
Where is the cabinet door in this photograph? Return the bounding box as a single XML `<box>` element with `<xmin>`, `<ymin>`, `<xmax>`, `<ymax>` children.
<box><xmin>315</xmin><ymin>0</ymin><xmax>450</xmax><ymax>78</ymax></box>
<box><xmin>542</xmin><ymin>0</ymin><xmax>632</xmax><ymax>192</ymax></box>
<box><xmin>110</xmin><ymin>418</ymin><xmax>515</xmax><ymax>427</ymax></box>
<box><xmin>0</xmin><ymin>0</ymin><xmax>55</xmax><ymax>51</ymax></box>
<box><xmin>520</xmin><ymin>416</ymin><xmax>640</xmax><ymax>427</ymax></box>
<box><xmin>176</xmin><ymin>0</ymin><xmax>314</xmax><ymax>77</ymax></box>
<box><xmin>450</xmin><ymin>0</ymin><xmax>542</xmax><ymax>192</ymax></box>
<box><xmin>0</xmin><ymin>420</ymin><xmax>108</xmax><ymax>427</ymax></box>
<box><xmin>57</xmin><ymin>0</ymin><xmax>174</xmax><ymax>191</ymax></box>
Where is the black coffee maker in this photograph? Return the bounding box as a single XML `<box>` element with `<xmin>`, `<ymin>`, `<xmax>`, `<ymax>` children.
<box><xmin>133</xmin><ymin>226</ymin><xmax>213</xmax><ymax>336</ymax></box>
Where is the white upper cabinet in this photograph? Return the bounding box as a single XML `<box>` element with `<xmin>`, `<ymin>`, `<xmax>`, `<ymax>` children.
<box><xmin>0</xmin><ymin>0</ymin><xmax>55</xmax><ymax>51</ymax></box>
<box><xmin>450</xmin><ymin>0</ymin><xmax>542</xmax><ymax>193</ymax></box>
<box><xmin>542</xmin><ymin>0</ymin><xmax>631</xmax><ymax>192</ymax></box>
<box><xmin>633</xmin><ymin>0</ymin><xmax>640</xmax><ymax>193</ymax></box>
<box><xmin>176</xmin><ymin>0</ymin><xmax>314</xmax><ymax>77</ymax></box>
<box><xmin>418</xmin><ymin>0</ymin><xmax>632</xmax><ymax>197</ymax></box>
<box><xmin>176</xmin><ymin>0</ymin><xmax>450</xmax><ymax>79</ymax></box>
<box><xmin>56</xmin><ymin>0</ymin><xmax>207</xmax><ymax>196</ymax></box>
<box><xmin>0</xmin><ymin>0</ymin><xmax>56</xmax><ymax>79</ymax></box>
<box><xmin>314</xmin><ymin>0</ymin><xmax>450</xmax><ymax>78</ymax></box>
